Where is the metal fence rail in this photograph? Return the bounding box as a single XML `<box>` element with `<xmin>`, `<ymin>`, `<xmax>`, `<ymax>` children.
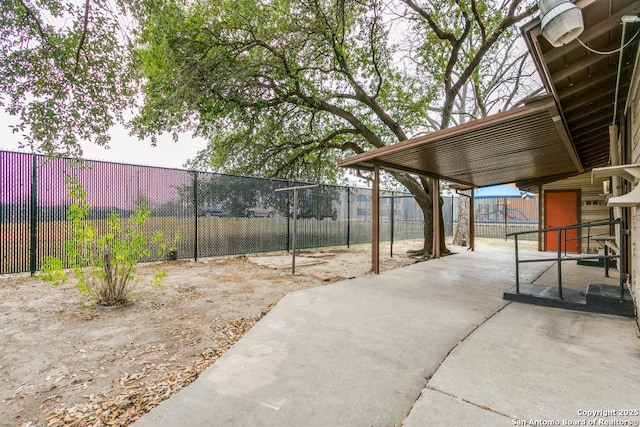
<box><xmin>1</xmin><ymin>151</ymin><xmax>431</xmax><ymax>275</ymax></box>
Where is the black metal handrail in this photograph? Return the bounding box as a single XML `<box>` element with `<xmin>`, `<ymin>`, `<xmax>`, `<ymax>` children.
<box><xmin>507</xmin><ymin>218</ymin><xmax>626</xmax><ymax>299</ymax></box>
<box><xmin>561</xmin><ymin>219</ymin><xmax>617</xmax><ymax>256</ymax></box>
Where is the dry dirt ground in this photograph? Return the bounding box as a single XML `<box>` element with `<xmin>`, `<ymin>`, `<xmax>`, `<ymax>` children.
<box><xmin>1</xmin><ymin>239</ymin><xmax>431</xmax><ymax>427</ymax></box>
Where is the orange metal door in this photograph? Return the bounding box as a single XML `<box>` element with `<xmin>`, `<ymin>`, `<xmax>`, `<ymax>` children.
<box><xmin>545</xmin><ymin>191</ymin><xmax>579</xmax><ymax>252</ymax></box>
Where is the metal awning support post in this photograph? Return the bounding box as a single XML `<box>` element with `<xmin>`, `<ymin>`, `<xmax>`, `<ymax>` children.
<box><xmin>275</xmin><ymin>184</ymin><xmax>320</xmax><ymax>275</ymax></box>
<box><xmin>372</xmin><ymin>166</ymin><xmax>380</xmax><ymax>274</ymax></box>
<box><xmin>469</xmin><ymin>190</ymin><xmax>475</xmax><ymax>251</ymax></box>
<box><xmin>514</xmin><ymin>233</ymin><xmax>520</xmax><ymax>293</ymax></box>
<box><xmin>432</xmin><ymin>178</ymin><xmax>441</xmax><ymax>259</ymax></box>
<box><xmin>538</xmin><ymin>185</ymin><xmax>543</xmax><ymax>251</ymax></box>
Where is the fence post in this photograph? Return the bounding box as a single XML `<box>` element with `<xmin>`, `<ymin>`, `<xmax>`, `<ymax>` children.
<box><xmin>390</xmin><ymin>191</ymin><xmax>395</xmax><ymax>257</ymax></box>
<box><xmin>451</xmin><ymin>194</ymin><xmax>454</xmax><ymax>237</ymax></box>
<box><xmin>347</xmin><ymin>187</ymin><xmax>351</xmax><ymax>248</ymax></box>
<box><xmin>29</xmin><ymin>154</ymin><xmax>37</xmax><ymax>275</ymax></box>
<box><xmin>193</xmin><ymin>171</ymin><xmax>198</xmax><ymax>262</ymax></box>
<box><xmin>286</xmin><ymin>189</ymin><xmax>291</xmax><ymax>252</ymax></box>
<box><xmin>503</xmin><ymin>196</ymin><xmax>508</xmax><ymax>240</ymax></box>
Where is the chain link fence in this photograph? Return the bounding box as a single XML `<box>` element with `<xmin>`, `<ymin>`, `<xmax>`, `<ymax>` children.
<box><xmin>473</xmin><ymin>195</ymin><xmax>539</xmax><ymax>240</ymax></box>
<box><xmin>1</xmin><ymin>151</ymin><xmax>434</xmax><ymax>275</ymax></box>
<box><xmin>1</xmin><ymin>151</ymin><xmax>539</xmax><ymax>275</ymax></box>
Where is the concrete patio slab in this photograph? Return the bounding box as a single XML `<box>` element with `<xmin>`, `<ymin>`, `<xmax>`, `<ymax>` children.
<box><xmin>134</xmin><ymin>246</ymin><xmax>639</xmax><ymax>427</ymax></box>
<box><xmin>134</xmin><ymin>246</ymin><xmax>547</xmax><ymax>427</ymax></box>
<box><xmin>404</xmin><ymin>303</ymin><xmax>640</xmax><ymax>426</ymax></box>
<box><xmin>403</xmin><ymin>388</ymin><xmax>506</xmax><ymax>427</ymax></box>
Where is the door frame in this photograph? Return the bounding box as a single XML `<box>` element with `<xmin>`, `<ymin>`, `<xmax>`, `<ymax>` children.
<box><xmin>544</xmin><ymin>189</ymin><xmax>581</xmax><ymax>253</ymax></box>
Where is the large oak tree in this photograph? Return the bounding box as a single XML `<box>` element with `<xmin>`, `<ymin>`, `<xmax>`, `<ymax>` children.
<box><xmin>1</xmin><ymin>0</ymin><xmax>538</xmax><ymax>257</ymax></box>
<box><xmin>132</xmin><ymin>0</ymin><xmax>536</xmax><ymax>256</ymax></box>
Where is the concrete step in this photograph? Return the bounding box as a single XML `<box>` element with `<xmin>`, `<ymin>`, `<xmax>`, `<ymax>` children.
<box><xmin>503</xmin><ymin>282</ymin><xmax>635</xmax><ymax>318</ymax></box>
<box><xmin>576</xmin><ymin>257</ymin><xmax>617</xmax><ymax>268</ymax></box>
<box><xmin>585</xmin><ymin>283</ymin><xmax>634</xmax><ymax>317</ymax></box>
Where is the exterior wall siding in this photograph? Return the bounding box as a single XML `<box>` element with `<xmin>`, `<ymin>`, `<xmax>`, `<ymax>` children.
<box><xmin>628</xmin><ymin>60</ymin><xmax>640</xmax><ymax>305</ymax></box>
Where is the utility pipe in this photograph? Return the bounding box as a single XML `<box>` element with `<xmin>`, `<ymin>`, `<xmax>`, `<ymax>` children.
<box><xmin>609</xmin><ymin>124</ymin><xmax>622</xmax><ymax>252</ymax></box>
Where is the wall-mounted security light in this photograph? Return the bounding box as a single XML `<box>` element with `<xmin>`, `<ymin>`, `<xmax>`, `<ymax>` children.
<box><xmin>539</xmin><ymin>0</ymin><xmax>584</xmax><ymax>47</ymax></box>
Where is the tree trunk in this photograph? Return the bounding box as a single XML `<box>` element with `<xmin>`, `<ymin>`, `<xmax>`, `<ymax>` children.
<box><xmin>390</xmin><ymin>172</ymin><xmax>450</xmax><ymax>257</ymax></box>
<box><xmin>419</xmin><ymin>190</ymin><xmax>434</xmax><ymax>256</ymax></box>
<box><xmin>453</xmin><ymin>190</ymin><xmax>471</xmax><ymax>247</ymax></box>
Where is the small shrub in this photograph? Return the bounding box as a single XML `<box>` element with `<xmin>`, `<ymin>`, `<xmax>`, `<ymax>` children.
<box><xmin>38</xmin><ymin>175</ymin><xmax>176</xmax><ymax>306</ymax></box>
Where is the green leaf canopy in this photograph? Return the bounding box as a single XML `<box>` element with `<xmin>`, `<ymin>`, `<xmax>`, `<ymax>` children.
<box><xmin>133</xmin><ymin>0</ymin><xmax>432</xmax><ymax>182</ymax></box>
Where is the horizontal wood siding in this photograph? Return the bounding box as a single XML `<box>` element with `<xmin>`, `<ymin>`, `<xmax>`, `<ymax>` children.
<box><xmin>629</xmin><ymin>67</ymin><xmax>640</xmax><ymax>302</ymax></box>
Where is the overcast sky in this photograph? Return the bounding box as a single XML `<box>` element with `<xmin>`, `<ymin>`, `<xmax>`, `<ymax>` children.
<box><xmin>0</xmin><ymin>4</ymin><xmax>210</xmax><ymax>170</ymax></box>
<box><xmin>0</xmin><ymin>110</ymin><xmax>208</xmax><ymax>170</ymax></box>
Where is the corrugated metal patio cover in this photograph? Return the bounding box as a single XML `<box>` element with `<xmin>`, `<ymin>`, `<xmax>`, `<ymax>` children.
<box><xmin>338</xmin><ymin>95</ymin><xmax>583</xmax><ymax>189</ymax></box>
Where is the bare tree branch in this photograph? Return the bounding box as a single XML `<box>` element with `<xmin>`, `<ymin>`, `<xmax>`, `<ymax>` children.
<box><xmin>369</xmin><ymin>6</ymin><xmax>384</xmax><ymax>98</ymax></box>
<box><xmin>402</xmin><ymin>0</ymin><xmax>456</xmax><ymax>43</ymax></box>
<box><xmin>271</xmin><ymin>127</ymin><xmax>363</xmax><ymax>176</ymax></box>
<box><xmin>470</xmin><ymin>0</ymin><xmax>487</xmax><ymax>42</ymax></box>
<box><xmin>74</xmin><ymin>0</ymin><xmax>92</xmax><ymax>74</ymax></box>
<box><xmin>16</xmin><ymin>0</ymin><xmax>47</xmax><ymax>41</ymax></box>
